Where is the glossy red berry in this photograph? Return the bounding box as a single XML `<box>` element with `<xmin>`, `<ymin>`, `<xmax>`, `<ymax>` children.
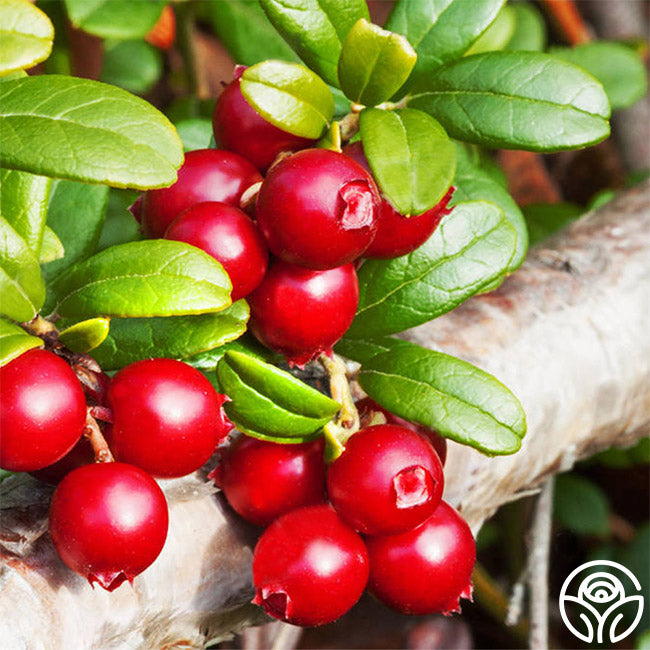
<box><xmin>366</xmin><ymin>501</ymin><xmax>476</xmax><ymax>615</ymax></box>
<box><xmin>252</xmin><ymin>505</ymin><xmax>369</xmax><ymax>626</ymax></box>
<box><xmin>0</xmin><ymin>349</ymin><xmax>86</xmax><ymax>472</ymax></box>
<box><xmin>31</xmin><ymin>437</ymin><xmax>95</xmax><ymax>485</ymax></box>
<box><xmin>165</xmin><ymin>201</ymin><xmax>268</xmax><ymax>301</ymax></box>
<box><xmin>343</xmin><ymin>142</ymin><xmax>454</xmax><ymax>259</ymax></box>
<box><xmin>213</xmin><ymin>70</ymin><xmax>314</xmax><ymax>172</ymax></box>
<box><xmin>327</xmin><ymin>424</ymin><xmax>444</xmax><ymax>535</ymax></box>
<box><xmin>247</xmin><ymin>260</ymin><xmax>359</xmax><ymax>366</ymax></box>
<box><xmin>212</xmin><ymin>435</ymin><xmax>326</xmax><ymax>527</ymax></box>
<box><xmin>49</xmin><ymin>462</ymin><xmax>169</xmax><ymax>591</ymax></box>
<box><xmin>355</xmin><ymin>397</ymin><xmax>447</xmax><ymax>465</ymax></box>
<box><xmin>256</xmin><ymin>149</ymin><xmax>380</xmax><ymax>269</ymax></box>
<box><xmin>106</xmin><ymin>358</ymin><xmax>230</xmax><ymax>478</ymax></box>
<box><xmin>140</xmin><ymin>149</ymin><xmax>262</xmax><ymax>238</ymax></box>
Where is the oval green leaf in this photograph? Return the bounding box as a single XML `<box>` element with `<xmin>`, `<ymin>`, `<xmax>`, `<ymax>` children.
<box><xmin>39</xmin><ymin>226</ymin><xmax>65</xmax><ymax>264</ymax></box>
<box><xmin>0</xmin><ymin>75</ymin><xmax>183</xmax><ymax>189</ymax></box>
<box><xmin>217</xmin><ymin>350</ymin><xmax>340</xmax><ymax>443</ymax></box>
<box><xmin>465</xmin><ymin>5</ymin><xmax>515</xmax><ymax>55</ymax></box>
<box><xmin>0</xmin><ymin>317</ymin><xmax>42</xmax><ymax>366</ymax></box>
<box><xmin>346</xmin><ymin>201</ymin><xmax>516</xmax><ymax>339</ymax></box>
<box><xmin>360</xmin><ymin>107</ymin><xmax>455</xmax><ymax>215</ymax></box>
<box><xmin>504</xmin><ymin>3</ymin><xmax>546</xmax><ymax>52</ymax></box>
<box><xmin>90</xmin><ymin>300</ymin><xmax>249</xmax><ymax>370</ymax></box>
<box><xmin>408</xmin><ymin>51</ymin><xmax>611</xmax><ymax>151</ymax></box>
<box><xmin>59</xmin><ymin>317</ymin><xmax>110</xmax><ymax>353</ymax></box>
<box><xmin>0</xmin><ymin>0</ymin><xmax>53</xmax><ymax>74</ymax></box>
<box><xmin>174</xmin><ymin>118</ymin><xmax>214</xmax><ymax>153</ymax></box>
<box><xmin>64</xmin><ymin>0</ymin><xmax>163</xmax><ymax>39</ymax></box>
<box><xmin>259</xmin><ymin>0</ymin><xmax>369</xmax><ymax>87</ymax></box>
<box><xmin>338</xmin><ymin>19</ymin><xmax>416</xmax><ymax>106</ymax></box>
<box><xmin>240</xmin><ymin>61</ymin><xmax>334</xmax><ymax>139</ymax></box>
<box><xmin>101</xmin><ymin>39</ymin><xmax>162</xmax><ymax>95</ymax></box>
<box><xmin>359</xmin><ymin>340</ymin><xmax>526</xmax><ymax>455</ymax></box>
<box><xmin>51</xmin><ymin>239</ymin><xmax>231</xmax><ymax>319</ymax></box>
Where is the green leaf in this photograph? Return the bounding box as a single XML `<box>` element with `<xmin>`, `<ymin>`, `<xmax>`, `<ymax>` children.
<box><xmin>0</xmin><ymin>0</ymin><xmax>53</xmax><ymax>74</ymax></box>
<box><xmin>97</xmin><ymin>189</ymin><xmax>142</xmax><ymax>252</ymax></box>
<box><xmin>51</xmin><ymin>239</ymin><xmax>232</xmax><ymax>319</ymax></box>
<box><xmin>317</xmin><ymin>120</ymin><xmax>342</xmax><ymax>152</ymax></box>
<box><xmin>359</xmin><ymin>108</ymin><xmax>455</xmax><ymax>215</ymax></box>
<box><xmin>240</xmin><ymin>61</ymin><xmax>334</xmax><ymax>139</ymax></box>
<box><xmin>90</xmin><ymin>300</ymin><xmax>249</xmax><ymax>370</ymax></box>
<box><xmin>335</xmin><ymin>335</ymin><xmax>402</xmax><ymax>365</ymax></box>
<box><xmin>338</xmin><ymin>19</ymin><xmax>416</xmax><ymax>106</ymax></box>
<box><xmin>217</xmin><ymin>350</ymin><xmax>340</xmax><ymax>443</ymax></box>
<box><xmin>465</xmin><ymin>5</ymin><xmax>515</xmax><ymax>55</ymax></box>
<box><xmin>346</xmin><ymin>201</ymin><xmax>516</xmax><ymax>338</ymax></box>
<box><xmin>385</xmin><ymin>0</ymin><xmax>505</xmax><ymax>90</ymax></box>
<box><xmin>550</xmin><ymin>42</ymin><xmax>648</xmax><ymax>111</ymax></box>
<box><xmin>504</xmin><ymin>3</ymin><xmax>546</xmax><ymax>52</ymax></box>
<box><xmin>174</xmin><ymin>118</ymin><xmax>214</xmax><ymax>152</ymax></box>
<box><xmin>206</xmin><ymin>0</ymin><xmax>299</xmax><ymax>65</ymax></box>
<box><xmin>408</xmin><ymin>51</ymin><xmax>611</xmax><ymax>152</ymax></box>
<box><xmin>39</xmin><ymin>226</ymin><xmax>64</xmax><ymax>263</ymax></box>
<box><xmin>64</xmin><ymin>0</ymin><xmax>163</xmax><ymax>40</ymax></box>
<box><xmin>259</xmin><ymin>0</ymin><xmax>369</xmax><ymax>87</ymax></box>
<box><xmin>0</xmin><ymin>317</ymin><xmax>42</xmax><ymax>366</ymax></box>
<box><xmin>359</xmin><ymin>340</ymin><xmax>526</xmax><ymax>455</ymax></box>
<box><xmin>0</xmin><ymin>75</ymin><xmax>183</xmax><ymax>189</ymax></box>
<box><xmin>59</xmin><ymin>317</ymin><xmax>110</xmax><ymax>353</ymax></box>
<box><xmin>0</xmin><ymin>168</ymin><xmax>50</xmax><ymax>256</ymax></box>
<box><xmin>452</xmin><ymin>142</ymin><xmax>527</xmax><ymax>270</ymax></box>
<box><xmin>522</xmin><ymin>202</ymin><xmax>582</xmax><ymax>246</ymax></box>
<box><xmin>101</xmin><ymin>39</ymin><xmax>162</xmax><ymax>95</ymax></box>
<box><xmin>554</xmin><ymin>474</ymin><xmax>610</xmax><ymax>537</ymax></box>
<box><xmin>185</xmin><ymin>333</ymin><xmax>279</xmax><ymax>372</ymax></box>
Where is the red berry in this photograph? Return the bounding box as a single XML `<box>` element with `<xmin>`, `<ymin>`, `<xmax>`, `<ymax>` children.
<box><xmin>366</xmin><ymin>501</ymin><xmax>476</xmax><ymax>615</ymax></box>
<box><xmin>31</xmin><ymin>437</ymin><xmax>95</xmax><ymax>485</ymax></box>
<box><xmin>140</xmin><ymin>149</ymin><xmax>262</xmax><ymax>238</ymax></box>
<box><xmin>0</xmin><ymin>349</ymin><xmax>86</xmax><ymax>472</ymax></box>
<box><xmin>164</xmin><ymin>201</ymin><xmax>268</xmax><ymax>301</ymax></box>
<box><xmin>49</xmin><ymin>462</ymin><xmax>168</xmax><ymax>591</ymax></box>
<box><xmin>343</xmin><ymin>142</ymin><xmax>454</xmax><ymax>259</ymax></box>
<box><xmin>252</xmin><ymin>505</ymin><xmax>369</xmax><ymax>626</ymax></box>
<box><xmin>106</xmin><ymin>359</ymin><xmax>230</xmax><ymax>478</ymax></box>
<box><xmin>256</xmin><ymin>149</ymin><xmax>380</xmax><ymax>269</ymax></box>
<box><xmin>145</xmin><ymin>5</ymin><xmax>175</xmax><ymax>50</ymax></box>
<box><xmin>247</xmin><ymin>260</ymin><xmax>359</xmax><ymax>366</ymax></box>
<box><xmin>212</xmin><ymin>435</ymin><xmax>326</xmax><ymax>527</ymax></box>
<box><xmin>355</xmin><ymin>397</ymin><xmax>447</xmax><ymax>465</ymax></box>
<box><xmin>327</xmin><ymin>424</ymin><xmax>444</xmax><ymax>535</ymax></box>
<box><xmin>213</xmin><ymin>71</ymin><xmax>314</xmax><ymax>172</ymax></box>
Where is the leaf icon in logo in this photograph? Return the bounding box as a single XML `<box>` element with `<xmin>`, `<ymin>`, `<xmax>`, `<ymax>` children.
<box><xmin>560</xmin><ymin>595</ymin><xmax>599</xmax><ymax>643</ymax></box>
<box><xmin>600</xmin><ymin>596</ymin><xmax>645</xmax><ymax>644</ymax></box>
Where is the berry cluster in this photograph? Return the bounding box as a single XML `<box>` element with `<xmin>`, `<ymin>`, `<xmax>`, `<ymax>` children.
<box><xmin>214</xmin><ymin>407</ymin><xmax>474</xmax><ymax>626</ymax></box>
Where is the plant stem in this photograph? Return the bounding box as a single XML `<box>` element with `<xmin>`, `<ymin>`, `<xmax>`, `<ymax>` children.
<box><xmin>21</xmin><ymin>314</ymin><xmax>58</xmax><ymax>338</ymax></box>
<box><xmin>541</xmin><ymin>0</ymin><xmax>591</xmax><ymax>45</ymax></box>
<box><xmin>84</xmin><ymin>409</ymin><xmax>114</xmax><ymax>463</ymax></box>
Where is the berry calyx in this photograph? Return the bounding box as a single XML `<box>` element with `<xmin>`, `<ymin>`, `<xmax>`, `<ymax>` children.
<box><xmin>164</xmin><ymin>201</ymin><xmax>268</xmax><ymax>302</ymax></box>
<box><xmin>213</xmin><ymin>70</ymin><xmax>315</xmax><ymax>172</ymax></box>
<box><xmin>140</xmin><ymin>149</ymin><xmax>262</xmax><ymax>238</ymax></box>
<box><xmin>366</xmin><ymin>501</ymin><xmax>475</xmax><ymax>615</ymax></box>
<box><xmin>49</xmin><ymin>462</ymin><xmax>169</xmax><ymax>591</ymax></box>
<box><xmin>247</xmin><ymin>260</ymin><xmax>359</xmax><ymax>366</ymax></box>
<box><xmin>252</xmin><ymin>505</ymin><xmax>369</xmax><ymax>626</ymax></box>
<box><xmin>106</xmin><ymin>358</ymin><xmax>230</xmax><ymax>478</ymax></box>
<box><xmin>212</xmin><ymin>435</ymin><xmax>326</xmax><ymax>527</ymax></box>
<box><xmin>255</xmin><ymin>149</ymin><xmax>380</xmax><ymax>269</ymax></box>
<box><xmin>327</xmin><ymin>424</ymin><xmax>444</xmax><ymax>535</ymax></box>
<box><xmin>0</xmin><ymin>349</ymin><xmax>86</xmax><ymax>472</ymax></box>
<box><xmin>343</xmin><ymin>142</ymin><xmax>454</xmax><ymax>259</ymax></box>
<box><xmin>355</xmin><ymin>397</ymin><xmax>447</xmax><ymax>465</ymax></box>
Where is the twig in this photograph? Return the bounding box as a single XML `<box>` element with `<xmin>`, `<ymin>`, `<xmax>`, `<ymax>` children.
<box><xmin>541</xmin><ymin>0</ymin><xmax>591</xmax><ymax>45</ymax></box>
<box><xmin>83</xmin><ymin>409</ymin><xmax>114</xmax><ymax>463</ymax></box>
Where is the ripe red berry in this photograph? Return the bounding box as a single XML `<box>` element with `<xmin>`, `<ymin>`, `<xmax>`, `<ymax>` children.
<box><xmin>31</xmin><ymin>437</ymin><xmax>94</xmax><ymax>485</ymax></box>
<box><xmin>140</xmin><ymin>149</ymin><xmax>262</xmax><ymax>238</ymax></box>
<box><xmin>165</xmin><ymin>201</ymin><xmax>268</xmax><ymax>302</ymax></box>
<box><xmin>355</xmin><ymin>397</ymin><xmax>447</xmax><ymax>465</ymax></box>
<box><xmin>212</xmin><ymin>435</ymin><xmax>326</xmax><ymax>527</ymax></box>
<box><xmin>0</xmin><ymin>349</ymin><xmax>86</xmax><ymax>472</ymax></box>
<box><xmin>343</xmin><ymin>142</ymin><xmax>454</xmax><ymax>259</ymax></box>
<box><xmin>327</xmin><ymin>424</ymin><xmax>444</xmax><ymax>535</ymax></box>
<box><xmin>145</xmin><ymin>5</ymin><xmax>175</xmax><ymax>50</ymax></box>
<box><xmin>256</xmin><ymin>149</ymin><xmax>380</xmax><ymax>269</ymax></box>
<box><xmin>247</xmin><ymin>260</ymin><xmax>359</xmax><ymax>366</ymax></box>
<box><xmin>366</xmin><ymin>501</ymin><xmax>476</xmax><ymax>615</ymax></box>
<box><xmin>213</xmin><ymin>69</ymin><xmax>314</xmax><ymax>172</ymax></box>
<box><xmin>252</xmin><ymin>505</ymin><xmax>369</xmax><ymax>626</ymax></box>
<box><xmin>49</xmin><ymin>462</ymin><xmax>169</xmax><ymax>591</ymax></box>
<box><xmin>106</xmin><ymin>358</ymin><xmax>230</xmax><ymax>478</ymax></box>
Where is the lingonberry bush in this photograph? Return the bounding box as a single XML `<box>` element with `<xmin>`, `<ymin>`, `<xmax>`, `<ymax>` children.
<box><xmin>0</xmin><ymin>0</ymin><xmax>646</xmax><ymax>635</ymax></box>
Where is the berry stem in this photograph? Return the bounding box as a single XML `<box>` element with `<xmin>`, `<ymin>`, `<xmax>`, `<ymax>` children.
<box><xmin>83</xmin><ymin>408</ymin><xmax>114</xmax><ymax>463</ymax></box>
<box><xmin>22</xmin><ymin>314</ymin><xmax>58</xmax><ymax>339</ymax></box>
<box><xmin>338</xmin><ymin>113</ymin><xmax>360</xmax><ymax>143</ymax></box>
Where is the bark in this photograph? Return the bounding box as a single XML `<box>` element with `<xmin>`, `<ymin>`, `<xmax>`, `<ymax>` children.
<box><xmin>1</xmin><ymin>182</ymin><xmax>649</xmax><ymax>649</ymax></box>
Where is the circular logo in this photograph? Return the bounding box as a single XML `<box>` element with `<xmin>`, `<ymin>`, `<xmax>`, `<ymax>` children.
<box><xmin>559</xmin><ymin>560</ymin><xmax>645</xmax><ymax>644</ymax></box>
